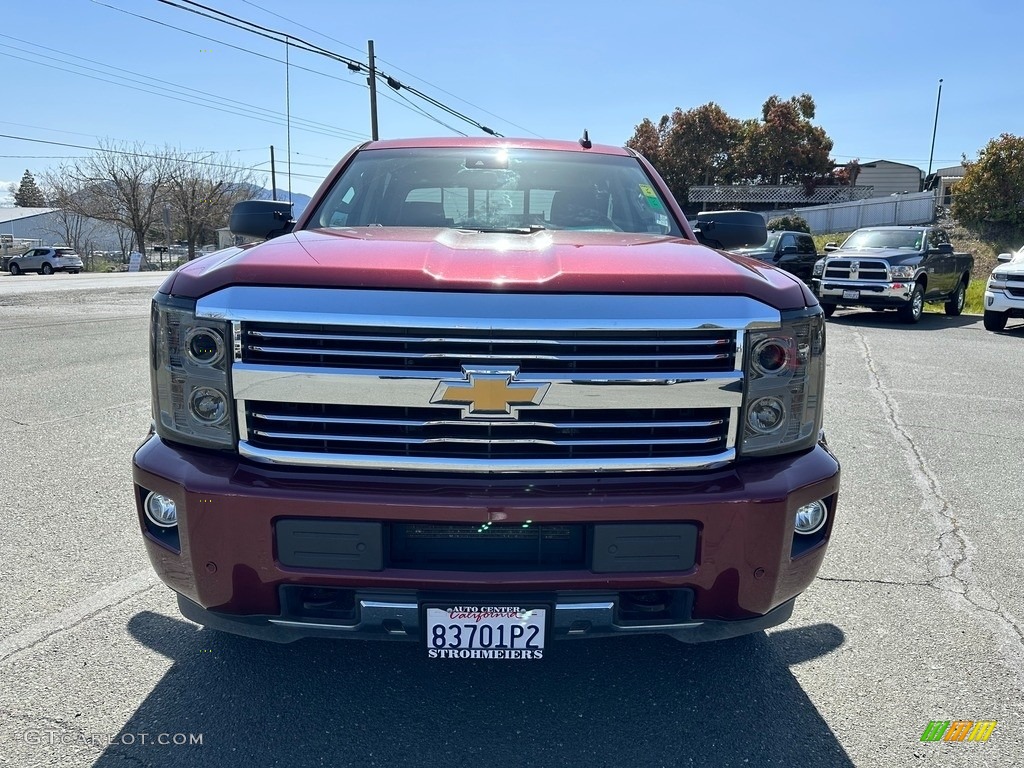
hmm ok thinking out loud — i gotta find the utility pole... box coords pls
[927,78,943,178]
[270,145,277,201]
[368,39,379,140]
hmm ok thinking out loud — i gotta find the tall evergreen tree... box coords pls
[13,170,46,207]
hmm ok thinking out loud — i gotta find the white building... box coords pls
[0,207,129,253]
[855,160,923,198]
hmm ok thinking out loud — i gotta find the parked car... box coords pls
[6,247,84,275]
[983,246,1024,331]
[811,226,973,323]
[731,230,819,284]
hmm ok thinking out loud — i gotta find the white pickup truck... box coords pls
[984,246,1024,331]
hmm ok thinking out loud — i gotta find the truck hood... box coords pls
[162,228,813,309]
[994,258,1024,275]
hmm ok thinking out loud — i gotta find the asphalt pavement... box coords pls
[0,274,1022,767]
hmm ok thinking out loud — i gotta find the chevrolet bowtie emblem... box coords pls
[431,368,549,420]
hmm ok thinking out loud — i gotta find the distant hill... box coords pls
[254,188,311,218]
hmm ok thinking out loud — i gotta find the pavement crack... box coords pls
[7,399,149,428]
[854,329,1024,657]
[817,576,932,588]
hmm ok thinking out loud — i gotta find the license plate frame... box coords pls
[842,289,860,300]
[425,604,547,660]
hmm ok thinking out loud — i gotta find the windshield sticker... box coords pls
[638,184,664,210]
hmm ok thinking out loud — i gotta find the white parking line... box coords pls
[0,570,159,665]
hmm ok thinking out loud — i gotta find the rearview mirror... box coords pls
[693,211,766,250]
[229,200,295,240]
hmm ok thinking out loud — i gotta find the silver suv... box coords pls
[5,247,84,275]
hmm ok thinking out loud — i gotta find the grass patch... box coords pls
[924,279,986,315]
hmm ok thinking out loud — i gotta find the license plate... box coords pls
[842,290,860,300]
[426,605,546,660]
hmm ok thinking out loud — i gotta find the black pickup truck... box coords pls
[811,226,973,323]
[731,230,819,284]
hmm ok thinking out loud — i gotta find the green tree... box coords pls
[737,94,834,185]
[627,103,740,204]
[13,169,46,207]
[767,215,810,233]
[626,94,835,204]
[951,133,1024,231]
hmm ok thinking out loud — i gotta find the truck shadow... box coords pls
[93,612,853,768]
[826,309,979,330]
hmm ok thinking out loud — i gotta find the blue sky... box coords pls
[1,0,1020,202]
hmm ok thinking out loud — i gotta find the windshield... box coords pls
[841,229,923,250]
[307,147,681,236]
[736,233,779,252]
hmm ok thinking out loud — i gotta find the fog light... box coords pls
[188,387,228,424]
[794,500,827,535]
[747,396,786,433]
[144,492,178,528]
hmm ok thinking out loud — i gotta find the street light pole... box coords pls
[927,78,943,178]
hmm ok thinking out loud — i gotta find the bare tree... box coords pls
[59,140,173,256]
[40,171,99,265]
[165,150,262,260]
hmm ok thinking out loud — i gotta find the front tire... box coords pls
[40,263,54,275]
[983,310,1008,332]
[821,303,837,318]
[945,279,967,316]
[899,283,924,324]
[9,263,20,275]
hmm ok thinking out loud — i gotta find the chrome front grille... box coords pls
[195,287,781,472]
[1007,276,1024,298]
[823,259,889,281]
[241,324,737,374]
[246,401,731,461]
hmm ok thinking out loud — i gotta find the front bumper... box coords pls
[814,279,912,307]
[132,435,840,644]
[985,288,1024,316]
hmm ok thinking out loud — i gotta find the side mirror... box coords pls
[693,210,766,250]
[824,243,839,252]
[229,200,295,240]
[931,242,954,254]
[780,245,798,255]
[997,252,1013,263]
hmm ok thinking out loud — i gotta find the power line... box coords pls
[237,0,541,138]
[89,1,366,91]
[0,133,268,173]
[157,0,505,137]
[0,45,367,144]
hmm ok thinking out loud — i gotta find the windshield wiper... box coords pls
[457,225,546,234]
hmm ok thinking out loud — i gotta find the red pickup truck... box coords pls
[132,137,839,657]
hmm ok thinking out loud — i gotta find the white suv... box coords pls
[6,247,84,275]
[984,246,1024,331]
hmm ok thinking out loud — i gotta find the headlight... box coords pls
[740,308,825,457]
[151,293,234,449]
[988,271,1008,289]
[812,259,825,277]
[889,265,917,280]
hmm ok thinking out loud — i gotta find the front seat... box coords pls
[548,187,612,229]
[397,201,451,227]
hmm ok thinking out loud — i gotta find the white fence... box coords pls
[768,190,936,234]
